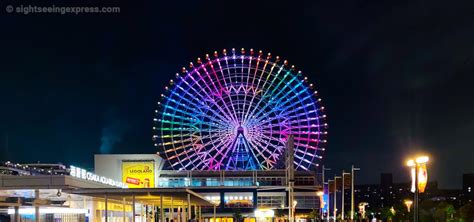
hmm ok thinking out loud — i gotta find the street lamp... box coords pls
[404,200,413,212]
[342,171,351,220]
[321,166,331,221]
[334,176,341,220]
[406,155,429,222]
[350,165,360,221]
[292,200,298,221]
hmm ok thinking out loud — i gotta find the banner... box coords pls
[418,164,428,193]
[343,174,352,189]
[410,164,428,193]
[335,177,343,191]
[328,180,335,193]
[122,161,155,188]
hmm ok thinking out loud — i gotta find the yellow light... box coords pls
[416,156,429,164]
[316,191,324,196]
[255,209,275,218]
[406,159,415,167]
[404,200,413,212]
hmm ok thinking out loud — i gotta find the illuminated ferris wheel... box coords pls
[153,48,327,171]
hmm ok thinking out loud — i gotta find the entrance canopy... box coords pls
[64,188,217,207]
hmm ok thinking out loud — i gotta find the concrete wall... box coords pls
[94,154,165,187]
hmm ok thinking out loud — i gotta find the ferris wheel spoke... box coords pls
[200,65,241,125]
[204,135,237,170]
[251,135,283,158]
[167,88,230,125]
[242,57,268,126]
[255,105,322,127]
[179,75,236,123]
[167,133,231,166]
[246,139,275,169]
[209,60,240,123]
[293,142,322,158]
[239,57,260,125]
[255,92,315,124]
[216,58,241,123]
[243,64,283,124]
[251,71,301,119]
[223,56,245,124]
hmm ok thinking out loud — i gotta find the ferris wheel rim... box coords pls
[154,48,328,171]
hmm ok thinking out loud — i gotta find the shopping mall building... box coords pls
[0,154,323,222]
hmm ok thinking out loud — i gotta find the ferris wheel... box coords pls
[153,48,327,171]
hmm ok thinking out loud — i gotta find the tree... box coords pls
[445,204,455,221]
[392,204,410,221]
[433,201,456,222]
[380,207,395,221]
[232,208,242,222]
[419,200,436,222]
[459,203,474,222]
[307,209,319,221]
[275,208,286,222]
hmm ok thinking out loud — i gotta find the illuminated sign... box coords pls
[122,161,155,188]
[255,209,274,218]
[70,165,127,188]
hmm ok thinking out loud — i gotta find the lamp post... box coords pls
[404,200,413,212]
[350,165,360,221]
[406,156,429,222]
[292,200,298,222]
[334,176,341,220]
[328,179,334,222]
[341,171,351,220]
[322,166,331,221]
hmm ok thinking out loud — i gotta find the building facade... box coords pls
[0,154,323,222]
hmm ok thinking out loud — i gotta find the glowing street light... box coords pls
[404,200,413,212]
[292,200,298,220]
[406,155,430,222]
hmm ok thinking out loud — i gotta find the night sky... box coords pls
[1,0,473,188]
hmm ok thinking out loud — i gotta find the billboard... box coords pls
[122,161,155,188]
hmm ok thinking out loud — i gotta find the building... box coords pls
[354,173,469,211]
[463,173,474,201]
[0,153,322,222]
[93,154,322,222]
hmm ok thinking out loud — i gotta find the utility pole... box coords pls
[350,165,360,221]
[414,164,419,222]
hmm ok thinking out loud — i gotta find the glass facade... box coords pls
[157,178,255,187]
[257,196,285,208]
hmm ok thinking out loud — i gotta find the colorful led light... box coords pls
[153,49,327,171]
